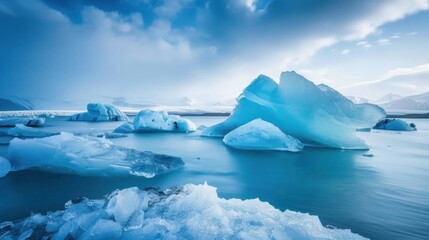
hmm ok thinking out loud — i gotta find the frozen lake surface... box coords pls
[0,116,428,240]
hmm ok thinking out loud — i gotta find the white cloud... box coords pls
[341,49,350,55]
[377,38,391,45]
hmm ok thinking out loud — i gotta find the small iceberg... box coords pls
[7,124,55,138]
[69,103,129,122]
[0,117,45,127]
[373,119,417,131]
[7,132,184,177]
[223,119,303,151]
[0,157,11,177]
[0,183,366,239]
[114,110,196,133]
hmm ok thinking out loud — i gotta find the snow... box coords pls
[69,103,129,122]
[202,72,386,149]
[373,119,417,131]
[7,132,184,177]
[0,117,45,127]
[7,124,55,138]
[115,110,196,133]
[223,119,303,152]
[0,183,366,240]
[0,157,11,177]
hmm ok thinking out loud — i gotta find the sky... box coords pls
[0,0,429,107]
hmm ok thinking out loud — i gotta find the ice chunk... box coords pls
[0,117,45,127]
[0,156,11,177]
[7,132,184,177]
[373,119,417,131]
[7,124,55,138]
[0,183,366,240]
[69,103,129,122]
[203,72,386,149]
[114,122,135,133]
[87,131,128,139]
[223,119,303,151]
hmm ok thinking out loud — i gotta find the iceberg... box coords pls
[0,183,366,239]
[223,119,303,151]
[373,119,417,131]
[203,72,386,149]
[114,110,196,133]
[7,124,55,138]
[0,157,11,177]
[7,132,184,177]
[69,103,129,122]
[0,117,45,127]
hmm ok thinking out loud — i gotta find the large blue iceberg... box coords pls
[0,183,366,239]
[7,132,184,177]
[0,156,11,177]
[69,103,129,122]
[203,72,385,149]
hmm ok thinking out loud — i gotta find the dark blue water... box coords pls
[1,116,428,240]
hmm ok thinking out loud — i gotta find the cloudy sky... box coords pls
[1,0,429,106]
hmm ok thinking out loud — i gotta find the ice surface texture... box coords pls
[115,110,196,133]
[69,103,129,122]
[0,183,366,240]
[0,157,11,177]
[223,119,303,151]
[7,132,184,177]
[373,119,417,131]
[7,124,55,138]
[203,72,386,149]
[0,117,45,127]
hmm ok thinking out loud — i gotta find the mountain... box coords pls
[346,96,368,104]
[380,91,429,110]
[0,97,34,111]
[375,93,402,104]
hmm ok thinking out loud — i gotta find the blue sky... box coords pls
[0,0,428,106]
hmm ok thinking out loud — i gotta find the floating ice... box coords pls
[7,132,184,177]
[0,156,11,177]
[69,103,129,122]
[373,119,417,131]
[0,183,366,240]
[88,131,128,139]
[115,110,196,133]
[203,72,386,149]
[7,124,55,138]
[223,119,303,152]
[0,117,45,127]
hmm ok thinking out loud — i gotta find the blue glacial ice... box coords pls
[0,156,11,177]
[373,119,417,131]
[202,71,386,149]
[0,117,45,127]
[7,132,184,177]
[0,183,366,240]
[115,110,196,133]
[7,124,55,138]
[69,103,129,122]
[223,119,303,151]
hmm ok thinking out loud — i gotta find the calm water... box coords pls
[0,116,428,240]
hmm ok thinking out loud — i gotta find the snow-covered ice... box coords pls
[115,110,196,133]
[7,132,184,177]
[0,117,45,127]
[203,72,386,149]
[223,119,303,152]
[69,103,129,122]
[373,119,417,131]
[0,156,11,177]
[0,183,366,240]
[7,124,55,138]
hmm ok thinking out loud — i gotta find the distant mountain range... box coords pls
[379,92,429,110]
[0,97,34,111]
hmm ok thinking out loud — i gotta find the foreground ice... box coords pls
[115,110,196,133]
[69,103,129,122]
[223,119,303,152]
[0,157,10,177]
[203,72,385,149]
[0,183,366,240]
[7,132,184,177]
[7,124,55,138]
[373,119,417,131]
[0,117,45,127]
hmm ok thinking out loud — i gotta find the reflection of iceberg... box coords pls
[0,157,11,177]
[7,132,184,177]
[7,124,55,138]
[223,119,303,151]
[203,72,385,149]
[0,183,366,239]
[115,110,196,133]
[0,117,45,127]
[69,103,129,122]
[373,119,417,131]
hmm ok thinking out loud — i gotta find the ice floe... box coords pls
[373,119,417,131]
[69,103,129,122]
[7,124,55,138]
[0,117,45,127]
